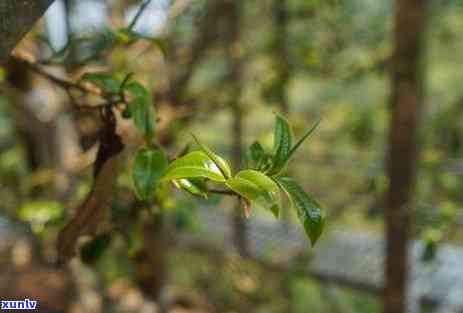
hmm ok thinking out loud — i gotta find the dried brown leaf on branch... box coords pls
[57,109,124,265]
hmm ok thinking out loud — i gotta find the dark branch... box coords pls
[207,188,237,196]
[12,55,121,110]
[128,0,152,31]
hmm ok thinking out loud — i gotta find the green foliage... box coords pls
[132,148,168,201]
[253,114,321,176]
[173,178,208,198]
[276,177,325,246]
[5,0,463,307]
[124,81,156,142]
[288,118,321,161]
[127,111,325,243]
[192,134,232,179]
[162,151,227,182]
[247,142,265,167]
[156,115,325,245]
[79,70,156,143]
[7,0,331,267]
[81,72,123,94]
[226,170,281,217]
[247,141,274,172]
[269,114,293,175]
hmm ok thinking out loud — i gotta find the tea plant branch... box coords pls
[128,0,152,31]
[13,56,91,94]
[207,188,237,196]
[11,55,125,110]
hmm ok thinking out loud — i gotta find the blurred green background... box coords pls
[1,0,463,312]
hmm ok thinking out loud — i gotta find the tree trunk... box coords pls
[224,0,248,256]
[231,104,247,255]
[273,0,290,115]
[384,1,427,313]
[273,2,294,311]
[273,0,293,232]
[0,0,55,61]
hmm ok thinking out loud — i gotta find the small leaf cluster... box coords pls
[132,113,326,246]
[81,70,326,246]
[80,72,156,143]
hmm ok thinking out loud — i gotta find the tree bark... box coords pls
[273,0,293,230]
[384,1,427,313]
[273,2,294,311]
[273,0,290,115]
[0,0,55,61]
[224,0,248,256]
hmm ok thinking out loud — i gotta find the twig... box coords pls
[208,188,237,196]
[12,55,126,112]
[128,0,152,32]
[12,56,101,96]
[119,72,133,103]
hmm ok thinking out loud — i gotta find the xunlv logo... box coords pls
[1,299,37,310]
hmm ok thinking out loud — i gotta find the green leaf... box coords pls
[246,141,266,169]
[133,148,168,200]
[276,177,325,245]
[124,81,156,142]
[259,154,275,172]
[273,114,293,154]
[269,114,294,175]
[226,177,262,200]
[226,170,281,217]
[236,170,281,200]
[81,72,122,93]
[124,80,149,99]
[166,151,215,169]
[250,142,265,161]
[166,167,225,182]
[173,178,208,198]
[287,119,321,160]
[192,135,232,179]
[162,151,226,182]
[129,98,156,141]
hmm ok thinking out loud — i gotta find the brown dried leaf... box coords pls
[57,111,123,265]
[56,155,120,265]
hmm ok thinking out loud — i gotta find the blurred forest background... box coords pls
[1,0,463,313]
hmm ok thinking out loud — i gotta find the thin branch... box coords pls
[11,55,125,112]
[207,188,237,196]
[12,56,101,96]
[128,0,152,32]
